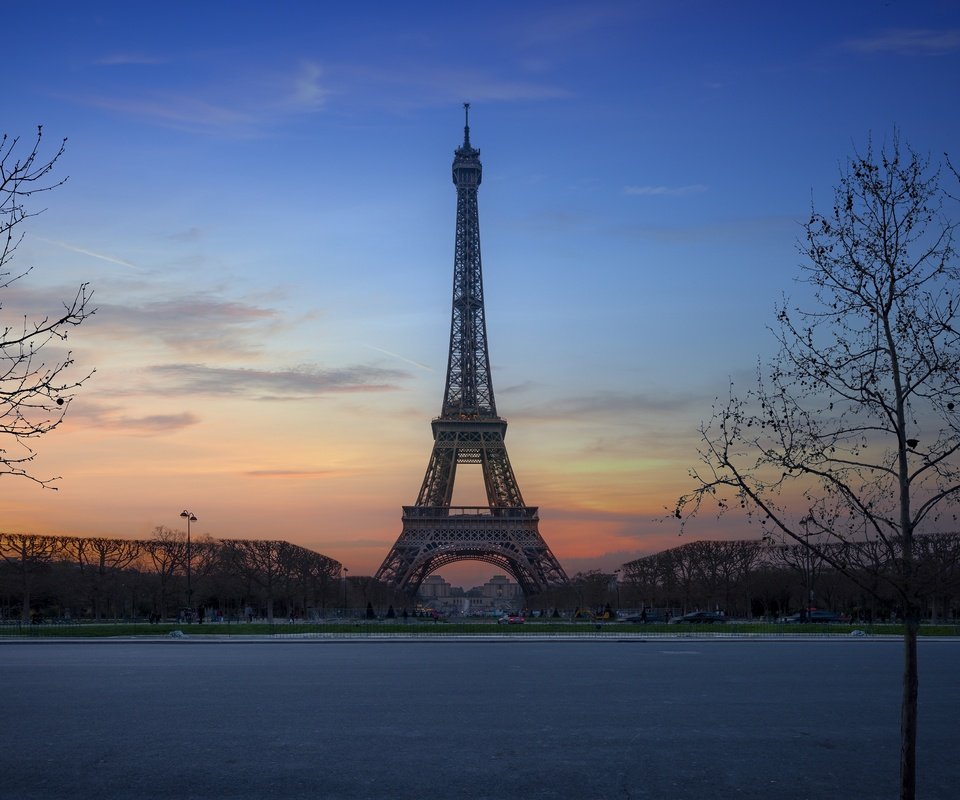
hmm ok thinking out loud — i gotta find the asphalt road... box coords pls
[1,639,957,799]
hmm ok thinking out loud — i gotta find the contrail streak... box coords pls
[363,344,433,372]
[39,237,140,270]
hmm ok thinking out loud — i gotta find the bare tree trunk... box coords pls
[900,612,919,800]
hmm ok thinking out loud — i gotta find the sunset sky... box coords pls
[5,1,960,587]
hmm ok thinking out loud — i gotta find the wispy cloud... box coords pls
[67,403,200,435]
[244,468,343,479]
[624,184,708,197]
[104,412,200,434]
[289,60,331,110]
[146,362,408,400]
[82,92,259,137]
[166,227,205,243]
[511,390,700,422]
[76,59,332,137]
[844,28,960,56]
[341,62,571,111]
[498,380,543,395]
[77,44,569,136]
[545,506,651,525]
[92,296,280,358]
[505,2,642,48]
[613,214,797,243]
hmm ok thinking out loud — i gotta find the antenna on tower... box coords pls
[463,102,471,147]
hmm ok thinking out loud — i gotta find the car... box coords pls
[669,611,727,624]
[497,614,525,625]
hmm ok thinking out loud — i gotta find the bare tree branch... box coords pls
[0,127,94,487]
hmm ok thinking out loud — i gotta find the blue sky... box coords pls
[5,0,960,586]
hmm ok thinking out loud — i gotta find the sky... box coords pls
[4,0,960,588]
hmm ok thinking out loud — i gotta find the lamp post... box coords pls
[341,566,349,617]
[179,510,198,612]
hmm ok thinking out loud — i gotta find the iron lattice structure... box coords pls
[376,106,568,597]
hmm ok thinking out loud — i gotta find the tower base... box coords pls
[375,506,568,596]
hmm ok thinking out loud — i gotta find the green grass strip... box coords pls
[2,620,958,638]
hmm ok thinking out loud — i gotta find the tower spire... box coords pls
[463,102,471,148]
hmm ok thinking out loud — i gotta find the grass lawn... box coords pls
[2,619,958,638]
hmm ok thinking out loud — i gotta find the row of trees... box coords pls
[618,535,960,621]
[6,527,958,624]
[0,530,342,623]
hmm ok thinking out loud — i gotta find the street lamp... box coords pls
[341,566,349,617]
[179,510,198,611]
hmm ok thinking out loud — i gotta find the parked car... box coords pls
[669,611,727,624]
[497,614,525,625]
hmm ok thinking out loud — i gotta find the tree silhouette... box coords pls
[1,126,93,486]
[675,133,959,800]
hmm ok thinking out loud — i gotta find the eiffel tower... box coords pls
[375,105,568,597]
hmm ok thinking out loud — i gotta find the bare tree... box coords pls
[767,538,828,617]
[1,126,94,487]
[675,133,959,800]
[620,553,660,609]
[569,569,616,613]
[697,539,764,613]
[0,532,63,621]
[664,545,698,612]
[221,539,286,622]
[285,546,341,618]
[143,527,186,617]
[914,531,960,622]
[74,537,143,619]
